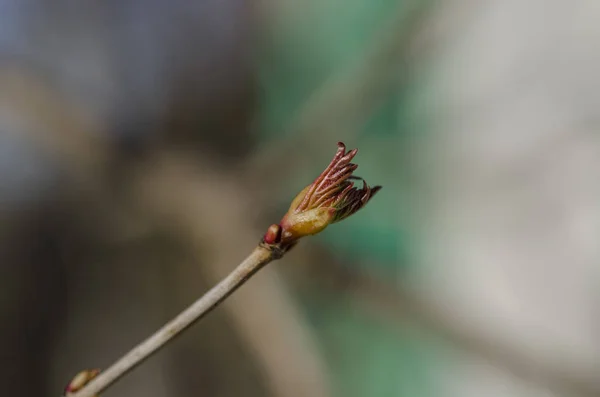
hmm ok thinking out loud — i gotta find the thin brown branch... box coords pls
[69,245,276,397]
[131,154,333,397]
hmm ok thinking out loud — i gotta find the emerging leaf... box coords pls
[264,142,381,247]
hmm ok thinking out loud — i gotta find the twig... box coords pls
[69,244,276,397]
[138,154,333,397]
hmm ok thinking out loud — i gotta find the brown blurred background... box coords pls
[1,1,599,397]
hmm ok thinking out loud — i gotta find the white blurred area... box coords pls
[414,1,600,396]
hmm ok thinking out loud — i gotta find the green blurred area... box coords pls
[256,1,434,395]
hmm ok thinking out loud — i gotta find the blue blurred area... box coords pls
[0,0,254,151]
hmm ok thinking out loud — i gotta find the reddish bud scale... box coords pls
[263,224,281,244]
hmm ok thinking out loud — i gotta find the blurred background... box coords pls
[1,0,599,396]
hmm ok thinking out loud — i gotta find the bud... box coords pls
[264,142,381,247]
[64,369,100,396]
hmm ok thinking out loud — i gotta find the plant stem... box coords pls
[69,244,276,397]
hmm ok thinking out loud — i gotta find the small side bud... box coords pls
[64,369,100,396]
[263,224,281,244]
